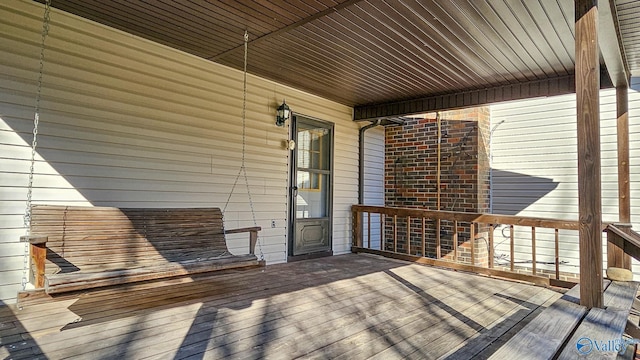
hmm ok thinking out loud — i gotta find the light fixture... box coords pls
[276,100,291,127]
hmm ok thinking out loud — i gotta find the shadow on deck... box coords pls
[0,253,561,359]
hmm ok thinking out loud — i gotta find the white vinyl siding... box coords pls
[0,0,358,303]
[490,77,640,277]
[363,127,385,206]
[362,127,385,249]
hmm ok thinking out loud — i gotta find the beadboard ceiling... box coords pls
[40,0,640,119]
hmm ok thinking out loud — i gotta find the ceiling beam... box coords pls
[354,76,577,121]
[599,0,630,88]
[354,68,614,121]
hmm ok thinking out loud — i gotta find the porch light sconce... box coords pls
[276,100,291,127]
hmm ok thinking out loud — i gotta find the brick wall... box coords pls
[384,108,491,265]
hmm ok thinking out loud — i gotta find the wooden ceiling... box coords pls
[42,0,639,119]
[617,0,640,76]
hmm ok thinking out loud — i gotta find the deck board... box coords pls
[0,254,562,359]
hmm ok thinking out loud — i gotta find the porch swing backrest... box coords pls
[20,7,263,295]
[21,205,262,294]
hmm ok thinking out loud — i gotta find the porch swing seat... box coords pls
[21,205,263,294]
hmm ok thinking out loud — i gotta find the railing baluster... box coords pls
[531,227,536,275]
[367,212,371,249]
[407,216,411,254]
[421,217,426,257]
[393,214,398,253]
[510,225,515,272]
[436,218,441,259]
[555,228,560,280]
[350,205,582,285]
[380,213,384,251]
[453,220,458,262]
[471,222,476,266]
[489,224,494,268]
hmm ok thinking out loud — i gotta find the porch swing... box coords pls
[19,2,264,296]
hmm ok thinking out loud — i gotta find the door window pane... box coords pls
[296,173,328,218]
[297,127,329,171]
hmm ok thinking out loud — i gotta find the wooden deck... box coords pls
[0,254,562,359]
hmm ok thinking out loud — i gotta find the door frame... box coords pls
[287,114,334,262]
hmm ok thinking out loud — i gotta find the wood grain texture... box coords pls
[611,85,632,269]
[0,254,562,359]
[617,80,631,225]
[352,205,581,230]
[491,280,636,359]
[557,308,630,359]
[575,0,603,309]
[602,281,639,310]
[352,205,591,286]
[488,298,587,360]
[352,247,563,288]
[20,235,48,244]
[30,243,46,289]
[26,205,262,294]
[606,225,640,264]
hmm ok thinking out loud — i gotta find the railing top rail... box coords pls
[352,205,580,230]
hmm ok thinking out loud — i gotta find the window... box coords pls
[297,128,327,190]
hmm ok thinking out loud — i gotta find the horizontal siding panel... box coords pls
[0,244,25,258]
[491,82,640,279]
[0,283,21,303]
[493,188,623,199]
[0,256,22,272]
[0,1,356,303]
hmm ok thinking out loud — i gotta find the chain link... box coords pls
[22,0,52,290]
[223,31,265,262]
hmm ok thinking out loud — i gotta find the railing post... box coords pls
[352,207,362,248]
[605,224,640,266]
[576,0,603,309]
[531,227,537,275]
[610,85,632,270]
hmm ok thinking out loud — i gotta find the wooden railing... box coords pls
[605,223,640,264]
[352,205,581,288]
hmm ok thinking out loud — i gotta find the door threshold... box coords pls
[287,250,333,263]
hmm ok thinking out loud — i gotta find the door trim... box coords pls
[287,114,334,262]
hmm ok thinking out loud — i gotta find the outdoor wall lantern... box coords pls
[276,100,291,127]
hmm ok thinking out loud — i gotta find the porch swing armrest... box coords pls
[225,226,262,234]
[225,227,262,255]
[19,235,48,289]
[20,235,48,244]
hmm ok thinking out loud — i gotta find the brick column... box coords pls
[385,107,491,266]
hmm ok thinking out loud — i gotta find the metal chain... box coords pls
[22,0,52,290]
[223,31,265,261]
